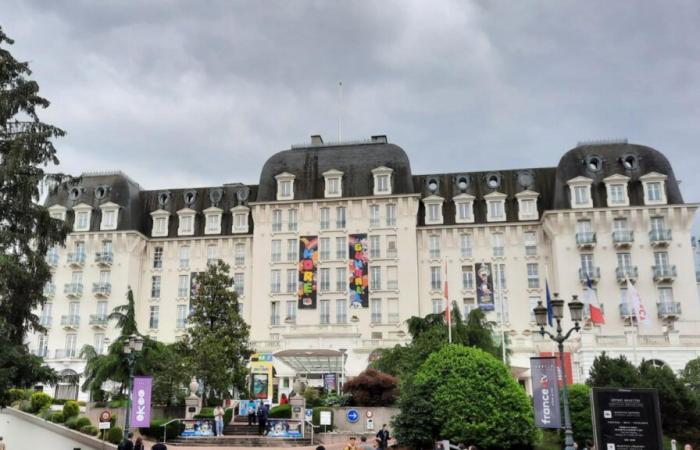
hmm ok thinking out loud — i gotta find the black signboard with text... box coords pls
[592,387,663,450]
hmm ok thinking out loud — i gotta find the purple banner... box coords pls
[130,376,152,428]
[530,357,561,429]
[323,373,337,391]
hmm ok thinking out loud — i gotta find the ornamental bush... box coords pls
[343,368,398,406]
[393,345,538,450]
[62,400,80,419]
[50,411,65,423]
[30,392,52,413]
[268,404,291,418]
[80,425,99,436]
[566,384,593,445]
[107,427,123,444]
[65,416,79,429]
[75,416,92,429]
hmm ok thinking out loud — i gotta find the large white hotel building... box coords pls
[32,136,700,400]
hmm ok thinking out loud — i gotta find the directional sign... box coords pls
[346,409,359,423]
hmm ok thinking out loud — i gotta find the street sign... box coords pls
[99,410,111,430]
[366,410,374,418]
[366,418,374,430]
[320,411,332,426]
[305,409,313,421]
[346,409,359,423]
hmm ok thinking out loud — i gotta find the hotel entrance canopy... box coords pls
[273,349,345,374]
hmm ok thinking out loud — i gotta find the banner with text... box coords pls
[530,357,561,429]
[476,263,494,311]
[348,234,369,308]
[298,236,318,309]
[130,376,152,428]
[324,373,337,391]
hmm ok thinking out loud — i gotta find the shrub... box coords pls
[40,408,54,420]
[224,408,233,425]
[566,384,593,445]
[194,406,214,418]
[303,388,322,407]
[343,368,398,406]
[139,418,185,440]
[322,393,351,407]
[63,400,80,419]
[30,392,52,413]
[18,400,33,413]
[75,416,92,429]
[80,425,99,436]
[107,427,123,444]
[268,404,291,418]
[107,399,127,409]
[7,388,27,403]
[312,407,334,429]
[50,411,65,423]
[65,416,79,429]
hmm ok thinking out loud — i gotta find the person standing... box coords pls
[248,401,257,425]
[344,436,358,450]
[133,437,144,450]
[214,405,225,437]
[358,436,373,450]
[257,403,267,435]
[117,432,134,450]
[376,424,390,450]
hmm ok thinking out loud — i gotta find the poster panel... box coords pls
[250,353,274,400]
[592,388,663,450]
[238,400,258,417]
[530,357,561,428]
[180,419,215,437]
[348,234,369,308]
[298,236,318,309]
[130,376,152,428]
[475,263,494,311]
[539,352,574,387]
[266,419,303,438]
[323,373,337,391]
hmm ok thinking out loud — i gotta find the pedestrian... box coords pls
[117,432,134,450]
[151,437,168,450]
[0,436,5,450]
[248,401,257,425]
[358,436,373,450]
[376,424,390,450]
[583,439,595,450]
[214,405,225,437]
[257,403,267,435]
[133,436,144,450]
[344,436,358,450]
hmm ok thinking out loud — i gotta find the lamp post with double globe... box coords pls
[532,293,584,450]
[122,334,144,440]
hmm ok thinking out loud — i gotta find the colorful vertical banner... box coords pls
[130,376,152,428]
[530,357,561,429]
[475,263,494,311]
[250,353,274,400]
[298,236,318,309]
[323,373,337,391]
[348,234,369,308]
[539,352,574,387]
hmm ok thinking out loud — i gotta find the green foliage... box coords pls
[65,416,79,429]
[393,345,537,450]
[224,407,233,425]
[75,416,92,429]
[681,357,700,391]
[62,400,80,418]
[18,399,32,413]
[566,384,593,445]
[7,388,28,403]
[107,399,128,408]
[183,261,251,402]
[107,427,123,444]
[139,418,185,440]
[321,392,351,407]
[303,388,322,407]
[269,404,292,418]
[49,411,65,423]
[342,368,398,406]
[30,392,52,413]
[311,407,334,428]
[586,352,641,388]
[80,425,99,436]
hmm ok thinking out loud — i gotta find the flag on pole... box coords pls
[545,280,554,327]
[626,278,649,325]
[444,262,452,343]
[585,277,605,325]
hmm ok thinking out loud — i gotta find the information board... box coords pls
[592,387,663,450]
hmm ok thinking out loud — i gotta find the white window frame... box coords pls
[484,191,507,222]
[230,205,250,233]
[203,207,223,235]
[423,195,444,225]
[603,174,630,207]
[177,208,196,236]
[640,172,668,205]
[567,176,594,209]
[275,172,295,201]
[515,190,539,221]
[99,202,119,231]
[453,193,475,224]
[372,166,393,195]
[72,203,92,232]
[369,205,380,227]
[48,204,67,221]
[323,169,343,198]
[287,208,298,231]
[150,209,170,237]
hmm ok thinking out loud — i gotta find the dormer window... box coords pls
[423,195,444,225]
[567,176,594,209]
[99,202,120,231]
[231,205,250,233]
[177,208,196,236]
[48,204,67,221]
[203,207,222,235]
[72,203,92,232]
[372,166,393,196]
[484,192,507,222]
[640,172,668,205]
[603,174,630,207]
[275,172,295,201]
[515,190,539,221]
[150,210,170,237]
[453,193,475,224]
[323,169,343,198]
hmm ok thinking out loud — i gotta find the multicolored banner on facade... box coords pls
[348,234,369,308]
[530,357,561,429]
[250,353,274,400]
[475,262,494,311]
[298,236,318,309]
[130,376,152,428]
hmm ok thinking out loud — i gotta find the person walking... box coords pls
[257,403,268,435]
[247,400,256,425]
[133,436,144,450]
[214,405,225,437]
[376,424,390,450]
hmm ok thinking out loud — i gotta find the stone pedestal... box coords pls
[290,397,306,422]
[185,377,202,420]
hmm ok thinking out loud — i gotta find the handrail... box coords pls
[304,419,314,444]
[160,418,183,443]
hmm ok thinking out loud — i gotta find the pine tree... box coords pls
[0,26,71,406]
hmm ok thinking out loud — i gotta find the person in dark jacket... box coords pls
[117,432,134,450]
[376,424,390,450]
[257,404,268,435]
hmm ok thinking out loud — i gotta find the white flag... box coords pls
[626,278,650,325]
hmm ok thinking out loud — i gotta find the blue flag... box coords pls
[545,280,554,326]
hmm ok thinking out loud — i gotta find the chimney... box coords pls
[310,135,324,145]
[371,135,388,144]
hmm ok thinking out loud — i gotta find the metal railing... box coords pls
[653,265,677,281]
[43,283,56,296]
[616,266,638,281]
[657,302,681,317]
[576,232,596,246]
[89,315,108,326]
[67,252,86,265]
[39,316,53,327]
[579,267,600,282]
[55,348,77,359]
[612,230,634,245]
[64,283,83,296]
[619,303,635,318]
[61,315,80,327]
[95,252,113,264]
[649,229,672,244]
[93,282,112,296]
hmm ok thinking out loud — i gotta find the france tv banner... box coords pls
[298,236,318,309]
[348,234,369,308]
[530,357,561,429]
[130,376,152,428]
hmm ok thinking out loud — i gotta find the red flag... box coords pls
[585,277,605,325]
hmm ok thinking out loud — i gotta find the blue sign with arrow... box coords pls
[346,409,359,423]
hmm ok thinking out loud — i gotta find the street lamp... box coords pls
[532,293,584,450]
[122,334,144,440]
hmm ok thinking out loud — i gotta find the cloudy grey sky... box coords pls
[2,1,699,213]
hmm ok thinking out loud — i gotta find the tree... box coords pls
[680,357,700,391]
[393,345,538,450]
[342,368,398,406]
[586,352,641,388]
[184,260,251,402]
[567,384,593,445]
[0,26,70,406]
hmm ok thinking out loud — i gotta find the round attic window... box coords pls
[236,187,250,202]
[94,186,107,200]
[184,190,197,205]
[158,192,170,206]
[621,154,638,170]
[457,176,469,191]
[427,178,439,193]
[585,155,603,172]
[486,173,501,189]
[68,187,81,200]
[209,188,223,204]
[517,171,534,187]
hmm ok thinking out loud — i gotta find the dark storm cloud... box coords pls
[2,0,699,228]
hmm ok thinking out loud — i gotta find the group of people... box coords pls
[336,424,392,450]
[246,400,271,435]
[117,432,167,450]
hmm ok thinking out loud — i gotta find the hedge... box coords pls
[63,400,80,419]
[80,425,99,436]
[268,404,291,419]
[107,427,123,444]
[50,411,65,423]
[75,416,92,429]
[7,388,29,403]
[139,418,185,440]
[65,416,79,430]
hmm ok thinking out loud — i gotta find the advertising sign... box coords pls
[475,263,494,311]
[180,419,215,437]
[130,376,152,428]
[539,352,574,387]
[530,357,561,429]
[250,353,274,400]
[266,419,303,438]
[323,373,337,391]
[592,388,663,450]
[298,236,319,309]
[348,234,369,308]
[320,411,332,426]
[238,400,258,417]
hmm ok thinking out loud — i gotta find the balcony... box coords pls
[66,252,86,267]
[612,230,634,248]
[653,265,677,283]
[615,266,638,283]
[657,302,681,319]
[89,314,108,328]
[43,283,56,298]
[64,283,83,298]
[93,282,112,297]
[579,267,600,283]
[619,303,635,319]
[576,232,596,249]
[60,315,80,329]
[95,252,113,266]
[39,316,53,328]
[649,229,672,247]
[54,349,78,359]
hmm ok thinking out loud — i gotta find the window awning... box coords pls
[273,349,344,374]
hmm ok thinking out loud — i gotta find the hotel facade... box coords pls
[32,136,700,400]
